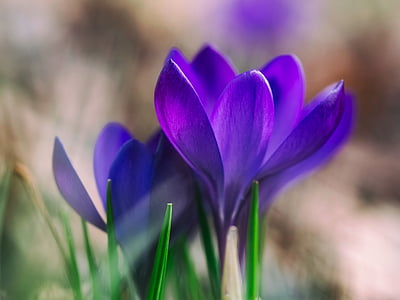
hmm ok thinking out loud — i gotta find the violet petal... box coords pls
[154,59,224,203]
[260,55,305,158]
[166,48,193,81]
[211,70,274,186]
[210,70,274,219]
[108,138,154,244]
[146,129,163,154]
[52,138,106,230]
[259,81,345,176]
[151,133,197,242]
[93,122,132,209]
[258,91,355,211]
[191,45,236,115]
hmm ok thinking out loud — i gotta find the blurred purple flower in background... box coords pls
[52,122,195,252]
[155,45,355,259]
[212,0,318,54]
[228,0,300,44]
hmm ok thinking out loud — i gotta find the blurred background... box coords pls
[1,0,400,299]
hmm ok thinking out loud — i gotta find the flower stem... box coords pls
[245,181,259,300]
[106,180,120,300]
[196,187,221,299]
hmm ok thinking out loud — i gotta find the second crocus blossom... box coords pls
[155,46,354,259]
[52,123,195,257]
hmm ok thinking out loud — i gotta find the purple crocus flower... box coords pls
[52,122,195,257]
[155,45,355,259]
[210,0,319,58]
[226,0,303,45]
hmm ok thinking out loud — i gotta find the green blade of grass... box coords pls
[0,168,12,282]
[61,212,82,300]
[196,187,220,300]
[169,240,209,300]
[0,169,11,235]
[81,219,100,299]
[106,180,120,300]
[245,181,259,300]
[181,241,207,300]
[15,162,81,297]
[15,162,69,263]
[148,203,173,300]
[169,248,187,300]
[120,254,140,300]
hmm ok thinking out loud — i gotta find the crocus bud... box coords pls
[222,226,243,300]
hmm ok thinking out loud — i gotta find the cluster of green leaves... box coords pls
[56,180,173,300]
[27,175,263,299]
[173,181,262,300]
[2,163,346,300]
[62,182,263,300]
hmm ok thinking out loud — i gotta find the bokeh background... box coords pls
[1,0,400,299]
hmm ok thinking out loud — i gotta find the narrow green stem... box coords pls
[181,241,207,300]
[0,169,12,282]
[148,203,173,300]
[61,212,82,300]
[81,219,100,299]
[106,180,120,300]
[196,187,220,300]
[245,181,259,300]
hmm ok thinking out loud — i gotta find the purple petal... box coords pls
[151,133,197,242]
[146,129,163,154]
[94,122,132,209]
[258,91,355,211]
[108,139,154,244]
[166,48,193,80]
[154,59,224,206]
[235,93,354,260]
[299,82,338,119]
[260,55,305,159]
[52,138,106,230]
[191,45,236,115]
[259,81,345,177]
[210,70,274,218]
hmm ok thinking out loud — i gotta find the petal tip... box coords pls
[198,44,219,56]
[335,80,345,91]
[246,70,271,89]
[166,47,184,62]
[248,69,266,79]
[54,136,61,146]
[261,53,304,75]
[53,137,66,162]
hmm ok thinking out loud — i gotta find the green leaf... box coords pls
[169,247,187,300]
[182,241,208,300]
[61,212,82,300]
[81,219,100,299]
[16,162,69,263]
[0,169,12,281]
[148,203,173,300]
[120,254,140,300]
[171,239,208,300]
[196,187,220,300]
[15,163,78,296]
[245,181,260,300]
[0,169,11,234]
[106,180,120,300]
